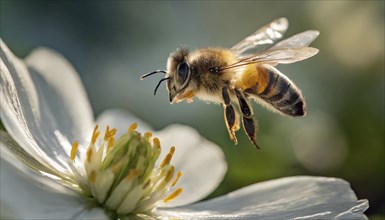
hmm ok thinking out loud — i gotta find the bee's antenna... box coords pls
[140,70,167,80]
[154,77,170,95]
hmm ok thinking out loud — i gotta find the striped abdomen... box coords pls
[245,64,306,116]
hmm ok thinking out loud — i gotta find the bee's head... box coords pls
[165,48,193,103]
[141,48,193,104]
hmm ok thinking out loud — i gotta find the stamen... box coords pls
[128,123,138,132]
[169,146,175,156]
[70,142,79,161]
[172,171,183,187]
[160,154,172,168]
[91,125,100,144]
[91,131,100,145]
[104,126,117,141]
[93,125,99,135]
[86,147,93,163]
[111,129,117,135]
[144,132,152,139]
[165,166,175,182]
[104,126,110,140]
[68,123,184,216]
[107,137,115,152]
[88,170,96,183]
[153,137,161,150]
[163,188,183,203]
[160,147,175,167]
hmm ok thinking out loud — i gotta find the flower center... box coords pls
[68,123,183,217]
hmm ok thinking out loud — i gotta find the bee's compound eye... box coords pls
[177,62,189,83]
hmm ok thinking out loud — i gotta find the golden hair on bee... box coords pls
[141,17,319,148]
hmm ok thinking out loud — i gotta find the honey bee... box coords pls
[141,18,319,148]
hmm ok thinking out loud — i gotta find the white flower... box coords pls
[0,39,368,219]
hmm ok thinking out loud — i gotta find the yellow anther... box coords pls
[125,169,139,182]
[144,132,152,139]
[70,142,79,161]
[165,166,175,182]
[128,123,138,132]
[88,170,96,183]
[163,188,183,203]
[169,146,175,159]
[104,126,117,141]
[104,126,110,140]
[107,137,115,152]
[91,131,100,145]
[160,153,172,168]
[86,147,93,163]
[160,147,175,167]
[170,146,175,155]
[110,128,117,137]
[93,125,99,135]
[153,137,161,149]
[90,125,100,144]
[172,171,183,187]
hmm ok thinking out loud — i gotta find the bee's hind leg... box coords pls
[222,86,240,145]
[235,89,260,149]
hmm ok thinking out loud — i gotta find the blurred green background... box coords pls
[1,0,384,218]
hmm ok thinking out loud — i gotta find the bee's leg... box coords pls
[222,86,240,144]
[235,89,260,149]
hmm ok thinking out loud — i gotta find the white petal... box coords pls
[155,125,227,207]
[155,176,368,219]
[73,209,110,220]
[95,109,227,207]
[0,39,94,174]
[0,151,108,219]
[96,108,153,138]
[0,131,67,183]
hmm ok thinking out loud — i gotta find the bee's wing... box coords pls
[221,47,319,71]
[231,17,289,55]
[247,47,319,64]
[240,30,320,65]
[270,30,320,49]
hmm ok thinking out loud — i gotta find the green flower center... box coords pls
[68,123,182,217]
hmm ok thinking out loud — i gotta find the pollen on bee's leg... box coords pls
[172,171,183,187]
[70,142,79,161]
[128,123,138,132]
[163,188,183,203]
